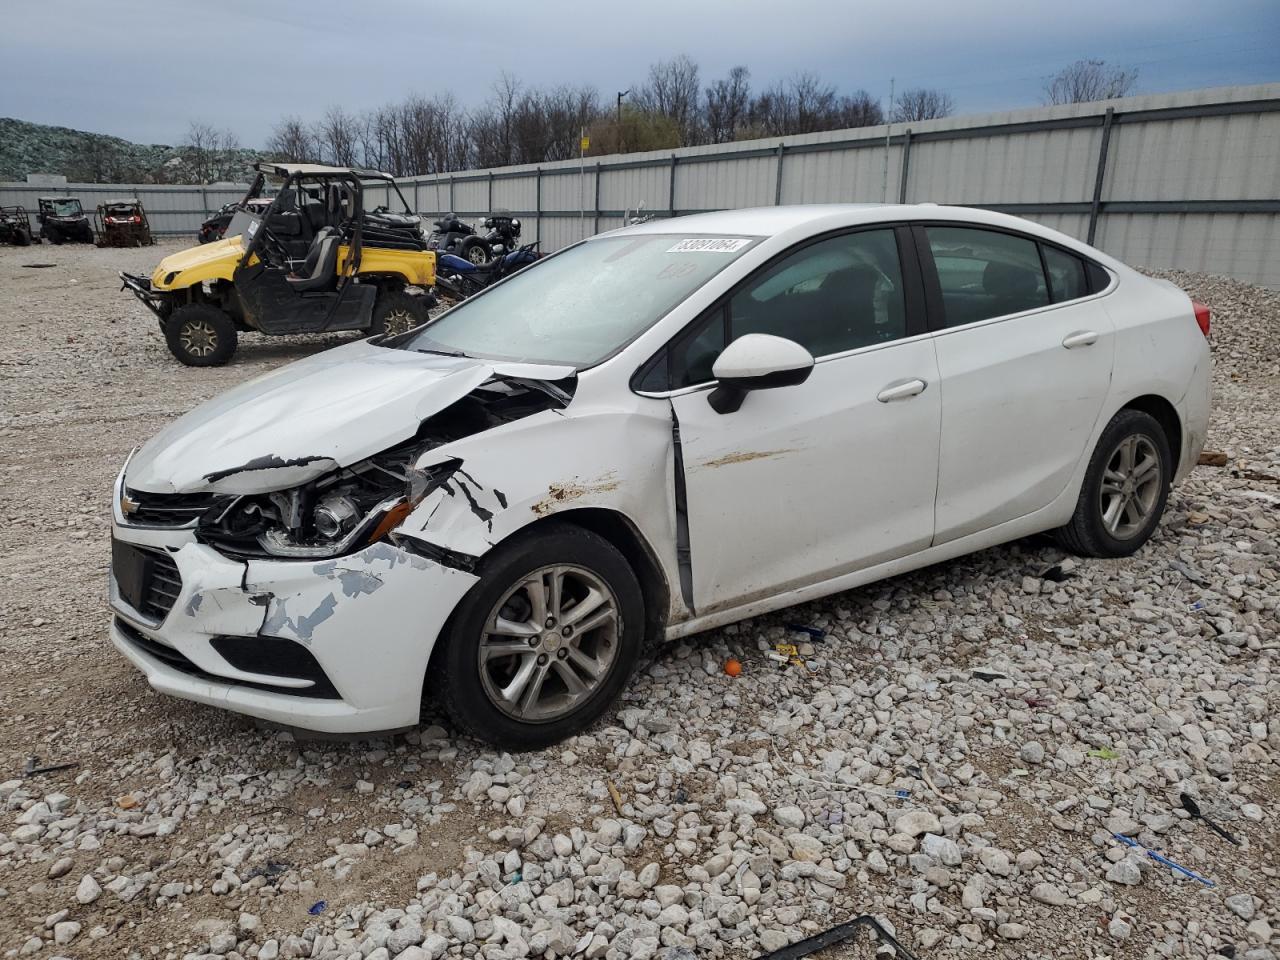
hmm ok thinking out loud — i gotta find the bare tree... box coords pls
[181,121,242,182]
[1043,59,1138,104]
[633,55,703,145]
[890,88,955,123]
[316,107,360,166]
[838,90,883,128]
[705,66,752,143]
[265,116,316,162]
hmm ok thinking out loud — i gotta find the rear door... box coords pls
[918,224,1115,544]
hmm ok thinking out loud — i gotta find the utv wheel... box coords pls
[370,288,432,336]
[46,227,63,245]
[433,526,645,750]
[1054,409,1172,558]
[165,304,237,367]
[15,229,30,246]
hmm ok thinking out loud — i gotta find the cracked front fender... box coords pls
[398,405,684,620]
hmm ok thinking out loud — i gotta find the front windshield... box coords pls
[405,233,759,367]
[50,199,82,217]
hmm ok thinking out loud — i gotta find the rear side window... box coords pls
[1043,245,1088,302]
[926,226,1049,327]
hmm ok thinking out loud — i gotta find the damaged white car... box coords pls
[110,204,1211,748]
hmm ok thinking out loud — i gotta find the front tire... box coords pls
[369,288,433,336]
[434,526,645,750]
[1054,409,1172,558]
[14,228,30,246]
[164,304,237,366]
[46,226,63,245]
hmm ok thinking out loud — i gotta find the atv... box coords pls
[0,206,35,246]
[36,196,95,244]
[119,163,437,367]
[95,199,155,247]
[199,197,273,244]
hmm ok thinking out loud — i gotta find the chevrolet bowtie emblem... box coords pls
[120,492,140,515]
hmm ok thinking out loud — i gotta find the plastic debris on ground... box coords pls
[1112,833,1214,887]
[308,900,327,915]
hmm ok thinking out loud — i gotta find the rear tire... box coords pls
[461,239,490,265]
[15,228,30,247]
[164,304,238,367]
[369,288,433,337]
[1054,409,1172,558]
[433,525,645,750]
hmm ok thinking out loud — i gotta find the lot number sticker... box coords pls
[667,238,752,253]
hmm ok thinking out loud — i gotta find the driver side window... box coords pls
[667,229,907,389]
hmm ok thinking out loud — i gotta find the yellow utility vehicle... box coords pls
[121,163,436,366]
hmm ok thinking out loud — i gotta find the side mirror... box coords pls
[708,334,815,414]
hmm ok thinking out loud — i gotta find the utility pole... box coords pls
[882,77,895,203]
[616,89,630,153]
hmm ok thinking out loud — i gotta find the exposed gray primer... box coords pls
[261,593,338,644]
[184,593,203,616]
[203,453,338,485]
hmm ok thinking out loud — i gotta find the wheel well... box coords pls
[1122,395,1182,467]
[530,508,671,651]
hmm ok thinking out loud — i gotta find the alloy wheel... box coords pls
[477,564,619,723]
[179,319,218,357]
[1098,435,1161,539]
[383,308,416,335]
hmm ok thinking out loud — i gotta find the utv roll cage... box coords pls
[237,163,424,271]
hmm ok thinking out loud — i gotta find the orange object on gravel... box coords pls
[724,658,743,677]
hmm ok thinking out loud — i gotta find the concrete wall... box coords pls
[5,83,1278,286]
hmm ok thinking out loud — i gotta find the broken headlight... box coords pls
[199,448,457,560]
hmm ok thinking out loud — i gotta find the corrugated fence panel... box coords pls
[449,180,489,215]
[599,163,668,214]
[675,155,775,211]
[908,127,1099,204]
[540,168,597,213]
[1106,112,1280,201]
[4,85,1278,283]
[491,175,537,213]
[780,144,900,204]
[1097,212,1280,287]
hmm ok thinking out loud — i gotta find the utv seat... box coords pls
[287,227,341,292]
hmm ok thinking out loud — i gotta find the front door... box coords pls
[667,226,941,615]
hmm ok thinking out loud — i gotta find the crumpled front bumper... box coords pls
[108,471,479,734]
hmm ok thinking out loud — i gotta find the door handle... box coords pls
[1062,330,1099,349]
[877,378,928,403]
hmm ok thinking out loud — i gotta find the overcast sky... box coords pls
[5,0,1278,146]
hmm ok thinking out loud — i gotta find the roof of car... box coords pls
[615,203,1014,238]
[254,162,395,181]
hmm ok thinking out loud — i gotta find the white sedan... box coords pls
[108,204,1211,748]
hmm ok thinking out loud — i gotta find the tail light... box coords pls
[1192,300,1211,338]
[132,215,141,223]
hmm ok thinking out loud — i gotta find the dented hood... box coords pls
[127,339,574,495]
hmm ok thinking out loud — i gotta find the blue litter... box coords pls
[1112,833,1214,887]
[308,900,327,915]
[895,789,910,799]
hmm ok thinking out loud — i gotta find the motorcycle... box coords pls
[434,242,540,302]
[480,214,522,258]
[427,212,490,265]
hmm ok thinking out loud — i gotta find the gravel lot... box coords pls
[0,240,1276,960]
